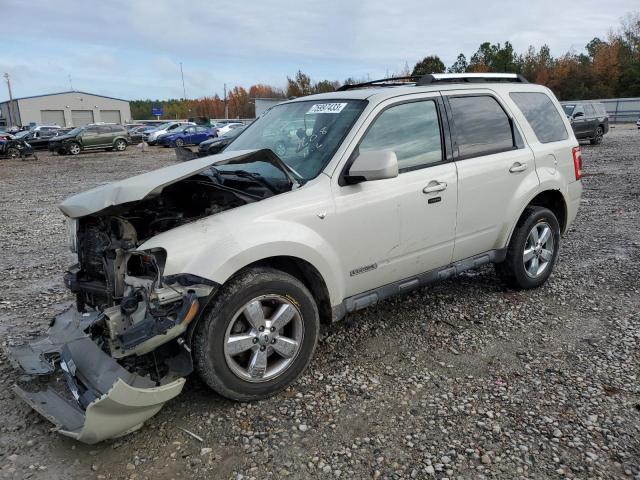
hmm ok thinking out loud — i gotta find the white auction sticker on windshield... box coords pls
[306,103,348,114]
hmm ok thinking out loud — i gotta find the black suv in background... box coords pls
[49,124,130,155]
[561,101,609,145]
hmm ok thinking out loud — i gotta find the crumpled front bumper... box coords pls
[6,308,186,444]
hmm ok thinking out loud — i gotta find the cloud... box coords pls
[1,0,637,99]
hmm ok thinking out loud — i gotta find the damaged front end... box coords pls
[7,149,293,443]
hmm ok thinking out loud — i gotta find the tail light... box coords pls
[572,146,582,180]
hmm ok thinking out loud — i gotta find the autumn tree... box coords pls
[448,54,468,73]
[286,70,313,97]
[411,56,445,76]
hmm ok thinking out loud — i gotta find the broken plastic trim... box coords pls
[7,308,186,444]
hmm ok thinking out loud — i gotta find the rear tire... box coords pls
[495,206,560,289]
[7,147,20,159]
[193,267,319,401]
[590,126,603,145]
[114,139,127,151]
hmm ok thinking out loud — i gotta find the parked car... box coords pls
[12,128,62,150]
[124,123,146,130]
[8,73,583,443]
[561,101,609,144]
[215,122,244,137]
[126,125,148,144]
[0,136,36,159]
[636,117,640,129]
[30,125,61,134]
[144,122,194,145]
[198,126,245,155]
[49,124,130,155]
[158,125,216,147]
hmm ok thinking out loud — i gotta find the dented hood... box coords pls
[59,149,260,218]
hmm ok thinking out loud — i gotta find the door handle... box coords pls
[509,162,528,173]
[422,181,447,194]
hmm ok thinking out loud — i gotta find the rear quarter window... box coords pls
[510,92,569,144]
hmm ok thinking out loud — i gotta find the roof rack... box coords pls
[337,76,422,91]
[337,73,528,91]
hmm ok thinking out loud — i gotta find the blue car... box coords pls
[158,125,216,147]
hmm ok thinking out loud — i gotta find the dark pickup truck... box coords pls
[561,101,609,145]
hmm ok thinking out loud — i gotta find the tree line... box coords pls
[131,12,639,120]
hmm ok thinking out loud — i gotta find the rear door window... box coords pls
[448,95,514,159]
[510,92,569,144]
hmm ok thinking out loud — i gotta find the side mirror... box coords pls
[346,150,399,184]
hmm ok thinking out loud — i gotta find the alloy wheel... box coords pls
[223,294,304,382]
[69,143,81,155]
[523,221,555,278]
[594,127,603,144]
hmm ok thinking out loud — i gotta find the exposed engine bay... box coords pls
[6,149,297,443]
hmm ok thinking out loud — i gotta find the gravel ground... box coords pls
[0,127,639,480]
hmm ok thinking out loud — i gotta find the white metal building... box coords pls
[254,98,284,117]
[0,91,131,127]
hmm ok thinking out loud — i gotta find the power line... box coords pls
[180,62,186,99]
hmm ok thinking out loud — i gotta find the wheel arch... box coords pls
[236,256,333,325]
[507,189,568,245]
[186,254,333,350]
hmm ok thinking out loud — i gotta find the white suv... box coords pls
[9,73,583,443]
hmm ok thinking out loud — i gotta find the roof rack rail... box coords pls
[337,73,528,91]
[336,76,421,91]
[417,73,529,85]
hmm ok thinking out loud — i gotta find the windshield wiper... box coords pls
[264,149,303,188]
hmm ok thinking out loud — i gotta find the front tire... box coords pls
[193,267,319,401]
[174,138,185,147]
[495,206,561,289]
[68,142,81,155]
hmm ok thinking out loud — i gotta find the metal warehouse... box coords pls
[0,91,131,128]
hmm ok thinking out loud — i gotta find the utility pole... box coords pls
[180,62,186,99]
[223,83,228,119]
[4,73,15,127]
[68,74,73,90]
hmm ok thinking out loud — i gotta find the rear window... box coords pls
[584,104,596,117]
[448,95,514,158]
[594,103,607,116]
[510,92,569,144]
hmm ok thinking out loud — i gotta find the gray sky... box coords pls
[1,0,637,100]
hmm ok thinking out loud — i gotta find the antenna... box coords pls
[68,74,73,90]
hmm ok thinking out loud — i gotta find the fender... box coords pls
[139,208,344,306]
[501,180,569,248]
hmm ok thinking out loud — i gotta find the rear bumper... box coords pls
[566,180,582,232]
[6,308,185,444]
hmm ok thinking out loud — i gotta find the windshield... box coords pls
[169,125,190,134]
[222,127,245,138]
[562,104,575,116]
[225,99,366,180]
[13,130,31,139]
[152,123,174,131]
[66,127,86,136]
